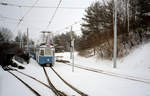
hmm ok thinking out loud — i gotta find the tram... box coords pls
[36,44,55,67]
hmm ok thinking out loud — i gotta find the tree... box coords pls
[79,1,114,54]
[53,31,79,52]
[0,32,4,41]
[77,0,150,59]
[136,0,150,28]
[15,31,22,43]
[15,31,35,51]
[0,27,13,42]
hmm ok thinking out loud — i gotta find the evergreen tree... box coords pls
[136,0,150,28]
[0,32,4,41]
[53,32,79,52]
[15,31,22,42]
[81,1,114,49]
[77,0,150,58]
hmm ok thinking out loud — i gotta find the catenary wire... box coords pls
[0,2,85,9]
[13,0,39,32]
[45,0,63,30]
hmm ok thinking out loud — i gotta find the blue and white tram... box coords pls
[36,44,55,67]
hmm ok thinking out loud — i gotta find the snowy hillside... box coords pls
[56,42,150,79]
[0,42,150,96]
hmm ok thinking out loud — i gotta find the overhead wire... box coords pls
[0,14,19,21]
[55,20,82,34]
[0,14,81,32]
[13,0,39,32]
[17,0,39,26]
[0,1,83,35]
[45,0,63,30]
[0,1,84,36]
[0,2,85,9]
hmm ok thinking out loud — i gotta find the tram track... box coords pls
[13,69,56,90]
[13,67,88,96]
[63,63,150,84]
[15,67,87,96]
[43,67,67,96]
[8,71,41,96]
[7,60,88,96]
[50,67,88,96]
[8,67,66,96]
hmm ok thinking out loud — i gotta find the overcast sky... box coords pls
[0,0,100,42]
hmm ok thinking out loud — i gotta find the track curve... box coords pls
[50,67,88,96]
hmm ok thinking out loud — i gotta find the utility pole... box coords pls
[70,28,72,59]
[113,0,117,68]
[21,38,24,49]
[70,26,75,72]
[27,28,29,53]
[20,33,24,49]
[20,33,22,48]
[127,0,130,33]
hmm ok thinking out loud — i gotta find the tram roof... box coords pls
[38,45,54,48]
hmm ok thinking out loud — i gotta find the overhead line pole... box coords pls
[70,26,75,72]
[27,28,29,53]
[20,33,22,48]
[113,0,118,68]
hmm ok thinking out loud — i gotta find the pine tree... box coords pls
[136,0,150,28]
[81,1,114,48]
[0,32,4,41]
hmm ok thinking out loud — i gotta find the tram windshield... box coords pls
[45,48,53,56]
[40,49,44,56]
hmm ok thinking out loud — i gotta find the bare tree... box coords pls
[0,27,13,42]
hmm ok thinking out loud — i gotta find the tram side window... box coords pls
[40,50,44,56]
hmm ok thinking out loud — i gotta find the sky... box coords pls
[0,0,100,42]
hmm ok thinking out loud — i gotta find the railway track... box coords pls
[8,71,41,96]
[50,67,88,96]
[8,69,67,96]
[14,67,88,96]
[12,59,67,95]
[14,69,58,91]
[43,67,67,96]
[63,63,150,84]
[9,68,67,96]
[12,67,88,96]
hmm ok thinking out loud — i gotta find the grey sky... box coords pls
[0,0,99,41]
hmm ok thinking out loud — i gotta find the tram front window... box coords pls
[45,48,53,56]
[40,50,44,56]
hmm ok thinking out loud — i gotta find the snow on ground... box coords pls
[0,42,150,96]
[0,66,36,96]
[56,42,150,80]
[53,63,150,96]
